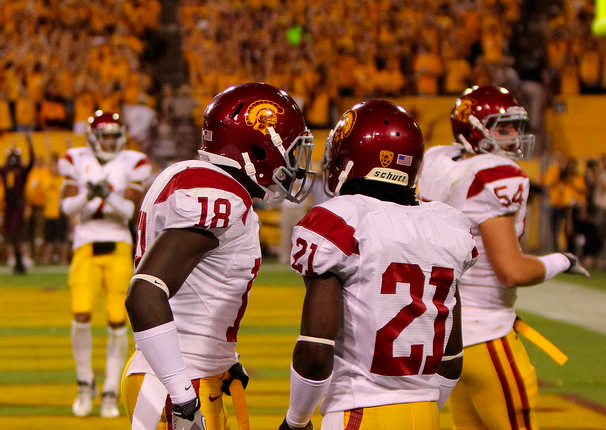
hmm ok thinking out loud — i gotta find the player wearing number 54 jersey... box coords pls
[280,100,478,430]
[417,86,589,430]
[122,83,316,430]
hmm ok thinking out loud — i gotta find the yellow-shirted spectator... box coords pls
[0,90,14,132]
[546,28,569,70]
[26,157,51,260]
[579,38,601,92]
[352,52,379,97]
[413,44,443,95]
[27,62,46,108]
[73,85,96,135]
[375,57,406,97]
[481,21,505,64]
[559,54,580,95]
[443,55,473,96]
[41,153,69,265]
[15,86,37,132]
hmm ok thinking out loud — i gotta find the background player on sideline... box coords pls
[59,111,152,418]
[416,85,589,430]
[122,83,316,430]
[280,100,478,430]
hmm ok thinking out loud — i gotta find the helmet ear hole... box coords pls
[232,103,243,120]
[251,144,267,161]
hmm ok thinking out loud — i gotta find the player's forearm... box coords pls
[105,192,135,220]
[61,192,89,216]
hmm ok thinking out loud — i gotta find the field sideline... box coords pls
[0,263,605,430]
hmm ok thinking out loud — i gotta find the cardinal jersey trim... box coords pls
[297,206,360,256]
[154,167,253,224]
[467,165,527,199]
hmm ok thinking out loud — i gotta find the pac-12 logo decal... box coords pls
[333,111,357,143]
[245,100,285,135]
[380,150,394,167]
[452,98,476,123]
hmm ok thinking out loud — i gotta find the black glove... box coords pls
[172,397,206,430]
[562,252,590,277]
[279,418,314,430]
[221,362,249,396]
[86,180,111,200]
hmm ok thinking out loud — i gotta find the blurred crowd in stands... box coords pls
[1,0,606,268]
[0,1,603,154]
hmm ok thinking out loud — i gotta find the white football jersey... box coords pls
[417,144,530,347]
[129,160,261,378]
[290,194,477,413]
[58,147,151,249]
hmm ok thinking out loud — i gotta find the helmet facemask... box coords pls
[262,131,316,205]
[87,122,126,162]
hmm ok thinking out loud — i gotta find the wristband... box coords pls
[538,253,571,281]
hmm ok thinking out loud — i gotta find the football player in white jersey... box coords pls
[280,100,478,430]
[59,111,152,418]
[122,83,316,430]
[416,86,589,430]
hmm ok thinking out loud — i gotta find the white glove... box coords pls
[562,252,590,277]
[172,397,207,430]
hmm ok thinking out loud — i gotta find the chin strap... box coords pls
[334,160,354,196]
[241,152,258,183]
[268,126,286,157]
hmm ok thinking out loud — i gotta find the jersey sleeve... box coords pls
[163,187,251,238]
[462,164,529,226]
[128,154,152,185]
[58,152,77,182]
[290,205,359,277]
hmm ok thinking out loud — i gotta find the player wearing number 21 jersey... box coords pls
[122,83,316,430]
[280,100,478,430]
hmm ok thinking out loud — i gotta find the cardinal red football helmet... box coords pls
[199,82,315,205]
[323,100,424,196]
[450,85,535,160]
[87,111,127,162]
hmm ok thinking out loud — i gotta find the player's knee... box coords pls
[74,313,91,323]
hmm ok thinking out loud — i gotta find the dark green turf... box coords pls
[1,264,605,407]
[517,310,606,405]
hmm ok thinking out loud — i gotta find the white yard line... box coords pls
[516,279,606,335]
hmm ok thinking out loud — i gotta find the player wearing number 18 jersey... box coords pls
[122,83,316,430]
[416,86,589,430]
[280,100,478,430]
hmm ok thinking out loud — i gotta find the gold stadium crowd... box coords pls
[0,0,603,135]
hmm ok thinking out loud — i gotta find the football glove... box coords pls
[86,180,111,200]
[172,397,206,430]
[562,252,590,277]
[279,418,314,430]
[222,362,249,395]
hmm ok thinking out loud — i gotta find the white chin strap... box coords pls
[268,126,286,157]
[241,152,258,183]
[334,160,354,196]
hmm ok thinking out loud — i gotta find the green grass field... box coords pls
[0,262,605,429]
